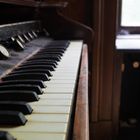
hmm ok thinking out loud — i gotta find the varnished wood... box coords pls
[90,0,120,140]
[0,0,68,8]
[39,1,68,8]
[0,0,36,7]
[90,0,103,122]
[73,44,89,140]
[112,51,122,139]
[91,0,118,120]
[98,0,117,120]
[39,8,93,47]
[90,121,112,140]
[43,0,92,25]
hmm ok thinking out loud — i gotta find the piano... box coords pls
[0,1,93,140]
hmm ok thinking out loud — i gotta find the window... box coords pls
[119,0,140,34]
[116,0,140,50]
[121,0,140,26]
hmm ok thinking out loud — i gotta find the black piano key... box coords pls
[10,69,52,77]
[0,85,43,95]
[33,53,61,60]
[20,61,57,68]
[0,111,27,125]
[44,44,68,47]
[40,48,65,53]
[37,48,65,53]
[16,65,55,71]
[43,47,67,51]
[2,73,49,81]
[0,90,39,102]
[0,131,15,140]
[47,40,70,46]
[36,52,63,56]
[25,59,58,65]
[0,101,33,115]
[0,80,46,88]
[34,53,62,58]
[28,56,61,61]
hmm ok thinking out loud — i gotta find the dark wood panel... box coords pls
[91,0,119,121]
[39,1,68,8]
[0,3,36,24]
[57,0,92,26]
[0,0,73,8]
[62,0,86,23]
[0,0,36,7]
[43,0,93,26]
[90,121,112,140]
[90,0,104,122]
[112,52,122,139]
[39,8,93,47]
[98,0,117,120]
[90,0,121,140]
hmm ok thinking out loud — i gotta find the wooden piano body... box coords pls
[0,0,93,140]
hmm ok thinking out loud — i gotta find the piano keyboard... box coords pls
[0,40,83,140]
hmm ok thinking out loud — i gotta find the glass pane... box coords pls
[121,0,140,26]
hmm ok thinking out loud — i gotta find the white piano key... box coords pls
[51,72,77,77]
[26,114,69,123]
[39,94,73,99]
[10,132,66,140]
[44,79,76,84]
[0,122,67,133]
[50,76,76,80]
[30,99,72,106]
[32,106,70,114]
[45,83,75,88]
[43,87,74,93]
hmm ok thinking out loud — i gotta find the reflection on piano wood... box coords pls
[0,1,93,140]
